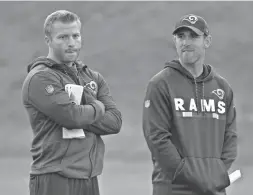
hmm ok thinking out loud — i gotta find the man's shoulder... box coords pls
[213,70,233,90]
[82,65,104,82]
[23,65,58,88]
[28,65,56,78]
[211,69,234,98]
[149,67,177,85]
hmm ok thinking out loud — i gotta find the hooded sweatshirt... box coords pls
[142,60,237,195]
[22,57,122,178]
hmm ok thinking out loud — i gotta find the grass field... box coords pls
[0,1,252,195]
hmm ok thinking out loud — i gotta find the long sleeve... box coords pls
[86,73,122,135]
[27,71,104,129]
[142,80,181,179]
[221,89,238,170]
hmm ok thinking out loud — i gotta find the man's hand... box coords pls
[82,86,105,120]
[81,87,96,105]
[92,100,105,116]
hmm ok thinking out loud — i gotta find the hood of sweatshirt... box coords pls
[27,56,57,73]
[27,56,87,73]
[165,59,214,114]
[27,56,87,85]
[164,59,214,83]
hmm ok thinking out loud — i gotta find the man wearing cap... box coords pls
[142,14,237,195]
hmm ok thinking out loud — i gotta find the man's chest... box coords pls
[168,80,227,116]
[57,69,99,96]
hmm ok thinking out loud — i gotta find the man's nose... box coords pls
[68,37,75,47]
[182,36,192,46]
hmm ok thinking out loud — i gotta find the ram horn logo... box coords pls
[85,81,97,92]
[183,15,198,24]
[212,89,225,100]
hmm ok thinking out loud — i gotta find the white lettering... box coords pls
[182,112,193,117]
[202,99,215,112]
[173,97,225,114]
[174,98,185,111]
[218,101,226,114]
[189,98,197,111]
[212,113,219,119]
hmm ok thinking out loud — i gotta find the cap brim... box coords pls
[172,25,204,36]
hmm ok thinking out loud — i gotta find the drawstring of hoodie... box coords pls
[202,82,205,115]
[194,79,199,114]
[194,79,205,115]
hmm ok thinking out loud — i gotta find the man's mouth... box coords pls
[182,49,194,52]
[66,49,78,53]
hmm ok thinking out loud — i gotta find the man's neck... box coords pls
[47,54,73,67]
[179,58,204,78]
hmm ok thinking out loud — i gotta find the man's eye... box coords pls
[73,34,80,39]
[191,34,199,38]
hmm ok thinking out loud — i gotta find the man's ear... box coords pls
[45,36,51,46]
[204,35,212,49]
[172,35,176,45]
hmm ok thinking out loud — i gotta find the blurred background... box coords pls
[0,1,252,195]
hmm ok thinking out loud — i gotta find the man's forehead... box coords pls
[51,21,81,34]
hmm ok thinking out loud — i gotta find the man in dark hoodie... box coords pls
[22,10,122,195]
[142,14,237,195]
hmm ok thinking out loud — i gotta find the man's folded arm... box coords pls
[27,71,104,129]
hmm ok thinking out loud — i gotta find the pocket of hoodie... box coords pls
[215,159,230,191]
[91,135,105,176]
[41,141,69,167]
[172,157,230,193]
[206,158,230,192]
[172,158,186,182]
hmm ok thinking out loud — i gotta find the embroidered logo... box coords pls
[85,81,98,94]
[145,100,150,108]
[212,89,225,100]
[45,85,54,94]
[183,15,198,24]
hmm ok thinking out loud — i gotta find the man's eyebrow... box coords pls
[187,30,199,36]
[57,33,68,36]
[176,32,184,36]
[190,32,200,36]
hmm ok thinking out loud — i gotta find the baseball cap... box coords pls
[172,14,209,36]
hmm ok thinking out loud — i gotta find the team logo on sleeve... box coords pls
[45,85,54,94]
[145,100,150,108]
[211,89,225,100]
[85,80,98,94]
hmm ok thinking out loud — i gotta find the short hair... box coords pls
[44,10,81,37]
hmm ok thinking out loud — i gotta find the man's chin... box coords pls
[181,57,196,65]
[65,54,79,62]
